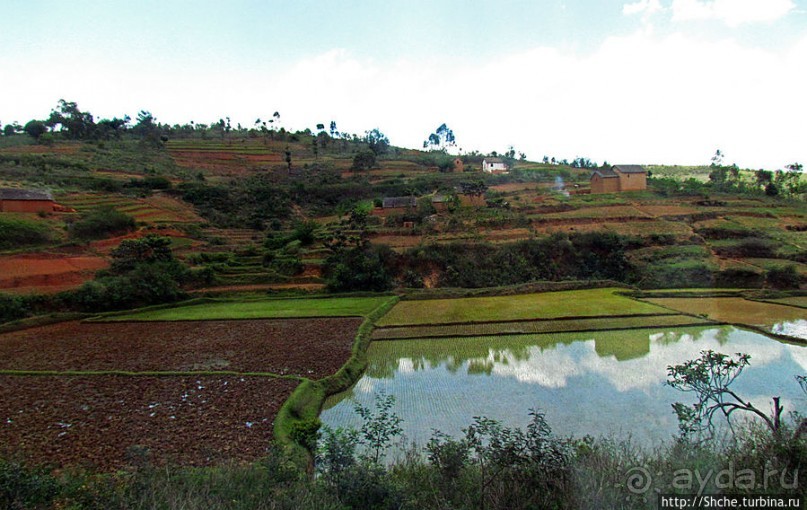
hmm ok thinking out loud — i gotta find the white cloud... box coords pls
[671,0,795,26]
[2,28,805,169]
[252,30,807,168]
[623,0,664,16]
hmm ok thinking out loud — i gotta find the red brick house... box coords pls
[0,188,55,213]
[590,165,647,194]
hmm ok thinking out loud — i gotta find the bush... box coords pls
[766,265,801,290]
[0,293,29,323]
[68,207,135,241]
[714,237,777,258]
[126,176,172,190]
[351,150,376,171]
[0,459,59,510]
[0,216,52,249]
[324,243,395,292]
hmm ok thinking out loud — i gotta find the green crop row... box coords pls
[100,295,394,321]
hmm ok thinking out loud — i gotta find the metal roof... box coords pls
[613,164,646,174]
[0,188,54,201]
[382,197,417,208]
[591,168,619,178]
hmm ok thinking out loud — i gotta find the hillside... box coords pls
[0,128,804,304]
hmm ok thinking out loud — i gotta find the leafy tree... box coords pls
[95,116,130,140]
[667,350,806,441]
[109,235,175,274]
[132,110,161,145]
[364,128,389,155]
[3,122,22,136]
[46,99,95,139]
[785,162,803,173]
[755,169,773,190]
[354,393,403,464]
[324,241,394,292]
[710,149,724,167]
[423,123,456,151]
[23,120,47,140]
[351,150,376,171]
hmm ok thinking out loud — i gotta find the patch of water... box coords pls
[321,326,807,451]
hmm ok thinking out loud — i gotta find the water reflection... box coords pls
[322,326,807,448]
[772,320,807,340]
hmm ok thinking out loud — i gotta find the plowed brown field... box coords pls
[0,318,362,377]
[0,317,363,469]
[0,375,297,469]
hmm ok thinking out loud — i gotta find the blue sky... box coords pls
[1,0,805,168]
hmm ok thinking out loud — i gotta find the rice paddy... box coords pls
[372,314,713,340]
[375,288,669,327]
[102,296,395,321]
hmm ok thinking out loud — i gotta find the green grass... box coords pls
[372,314,713,340]
[377,288,669,327]
[101,296,395,321]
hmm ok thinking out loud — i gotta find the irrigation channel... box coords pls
[321,325,807,452]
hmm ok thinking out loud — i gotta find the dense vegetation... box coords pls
[1,407,803,509]
[0,216,52,249]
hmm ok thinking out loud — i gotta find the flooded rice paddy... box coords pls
[321,326,807,449]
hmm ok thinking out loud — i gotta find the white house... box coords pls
[482,158,508,174]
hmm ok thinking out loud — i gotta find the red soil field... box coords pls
[0,253,108,294]
[0,375,297,469]
[0,318,363,377]
[89,228,196,254]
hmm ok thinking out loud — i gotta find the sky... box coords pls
[1,0,805,169]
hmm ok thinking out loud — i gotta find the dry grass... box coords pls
[644,297,806,327]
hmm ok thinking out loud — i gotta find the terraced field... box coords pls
[372,314,712,340]
[644,296,807,339]
[58,192,202,223]
[104,295,394,321]
[376,288,667,327]
[0,294,382,469]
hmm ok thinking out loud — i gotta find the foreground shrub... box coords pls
[0,216,52,249]
[68,207,135,241]
[0,293,28,323]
